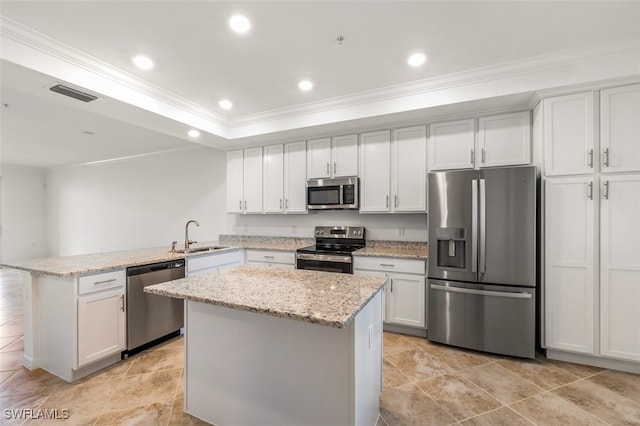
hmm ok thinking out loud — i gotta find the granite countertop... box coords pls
[144,264,386,328]
[219,235,314,251]
[353,241,428,260]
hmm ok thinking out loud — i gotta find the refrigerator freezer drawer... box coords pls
[427,280,536,358]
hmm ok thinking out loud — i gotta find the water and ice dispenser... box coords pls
[435,227,466,269]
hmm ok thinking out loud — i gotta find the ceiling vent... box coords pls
[49,84,98,103]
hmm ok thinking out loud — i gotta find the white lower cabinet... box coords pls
[77,270,126,368]
[354,256,426,332]
[246,249,295,269]
[187,250,245,276]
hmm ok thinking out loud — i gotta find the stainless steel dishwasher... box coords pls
[125,259,185,355]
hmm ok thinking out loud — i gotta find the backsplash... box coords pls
[227,211,428,242]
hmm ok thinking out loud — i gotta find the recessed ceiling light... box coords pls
[298,80,313,91]
[188,129,201,138]
[132,55,154,70]
[219,99,233,110]
[229,14,251,33]
[407,53,426,67]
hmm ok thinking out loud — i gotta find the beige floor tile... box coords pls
[416,372,503,421]
[511,392,608,425]
[376,414,389,426]
[108,368,181,410]
[0,368,69,398]
[541,355,606,378]
[0,370,17,384]
[386,348,452,382]
[0,350,24,372]
[459,363,544,404]
[0,321,23,338]
[461,406,533,426]
[168,394,211,426]
[380,383,456,426]
[95,400,172,425]
[40,373,119,420]
[0,336,19,350]
[126,346,184,376]
[553,378,640,426]
[383,332,419,355]
[587,370,640,403]
[496,357,580,390]
[383,358,411,389]
[0,393,49,425]
[80,358,132,385]
[1,337,23,353]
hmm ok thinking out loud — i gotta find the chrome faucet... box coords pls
[185,220,200,250]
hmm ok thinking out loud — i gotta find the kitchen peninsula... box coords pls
[145,265,385,426]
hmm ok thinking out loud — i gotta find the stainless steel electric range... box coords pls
[296,226,365,274]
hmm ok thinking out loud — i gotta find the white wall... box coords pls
[1,164,48,262]
[45,146,227,256]
[229,211,428,242]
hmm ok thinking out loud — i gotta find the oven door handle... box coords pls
[296,253,353,263]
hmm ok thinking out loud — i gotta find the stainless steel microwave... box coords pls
[307,177,359,210]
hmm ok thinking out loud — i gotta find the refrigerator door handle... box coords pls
[430,284,532,299]
[479,178,486,274]
[471,179,478,273]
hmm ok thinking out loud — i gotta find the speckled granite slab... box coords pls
[219,235,314,251]
[0,245,242,277]
[144,264,386,328]
[354,240,428,260]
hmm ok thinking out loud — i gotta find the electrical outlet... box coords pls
[398,227,405,237]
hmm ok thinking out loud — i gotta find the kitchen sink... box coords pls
[174,246,227,254]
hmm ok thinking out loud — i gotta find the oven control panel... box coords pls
[314,226,365,240]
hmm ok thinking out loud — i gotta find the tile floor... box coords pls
[1,268,639,425]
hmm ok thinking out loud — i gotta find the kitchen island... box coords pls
[145,265,386,426]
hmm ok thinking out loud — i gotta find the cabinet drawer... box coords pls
[187,250,244,274]
[78,270,125,295]
[246,250,295,265]
[353,257,425,275]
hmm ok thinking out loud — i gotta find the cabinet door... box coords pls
[78,289,125,367]
[332,134,358,177]
[284,141,307,213]
[544,92,595,176]
[226,150,244,213]
[478,111,531,167]
[393,126,427,212]
[544,177,596,354]
[600,174,640,361]
[600,84,640,174]
[359,130,391,212]
[353,269,388,323]
[263,144,284,213]
[428,119,476,171]
[307,138,331,179]
[387,274,426,328]
[243,147,263,213]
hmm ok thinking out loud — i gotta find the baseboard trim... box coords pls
[546,349,640,374]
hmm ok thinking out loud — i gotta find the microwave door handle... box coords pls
[471,179,478,273]
[339,186,344,205]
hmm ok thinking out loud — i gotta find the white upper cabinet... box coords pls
[307,135,358,179]
[478,111,531,167]
[428,119,476,171]
[545,176,596,355]
[544,92,596,176]
[283,141,307,213]
[359,130,392,212]
[600,174,640,362]
[600,84,640,174]
[263,144,284,213]
[226,150,244,213]
[393,126,427,212]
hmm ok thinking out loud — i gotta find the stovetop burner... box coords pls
[295,226,366,274]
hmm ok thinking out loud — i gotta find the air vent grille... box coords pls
[49,84,98,103]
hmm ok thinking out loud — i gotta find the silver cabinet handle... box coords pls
[333,162,337,174]
[280,199,283,209]
[244,200,247,210]
[379,263,395,268]
[587,182,593,200]
[588,149,594,168]
[471,149,475,166]
[285,198,289,209]
[386,195,389,208]
[394,194,398,208]
[120,295,125,312]
[603,180,609,199]
[390,281,393,293]
[263,255,275,259]
[471,179,478,273]
[481,148,486,164]
[239,200,242,210]
[94,278,116,286]
[326,162,330,175]
[603,148,610,168]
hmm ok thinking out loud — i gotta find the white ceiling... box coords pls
[1,1,639,168]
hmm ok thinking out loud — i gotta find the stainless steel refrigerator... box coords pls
[427,166,537,358]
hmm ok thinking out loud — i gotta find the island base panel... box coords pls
[184,293,382,426]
